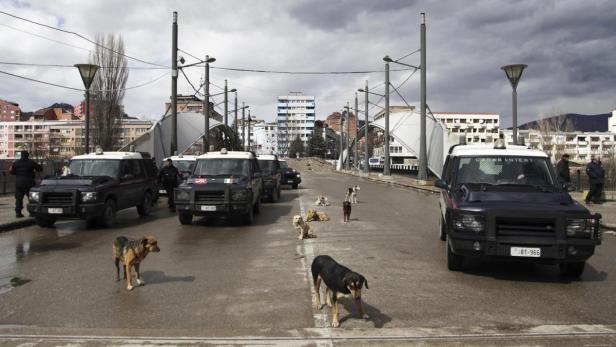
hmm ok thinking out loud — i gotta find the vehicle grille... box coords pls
[496,217,556,237]
[195,191,225,203]
[42,192,73,205]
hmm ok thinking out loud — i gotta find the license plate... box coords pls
[287,180,294,183]
[200,205,216,211]
[510,247,541,257]
[159,189,166,194]
[48,208,63,214]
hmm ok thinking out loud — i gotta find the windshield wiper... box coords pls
[494,183,554,193]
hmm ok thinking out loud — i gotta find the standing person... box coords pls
[158,158,180,212]
[9,150,43,218]
[585,156,605,204]
[556,154,571,183]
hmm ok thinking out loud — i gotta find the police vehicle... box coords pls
[27,147,158,228]
[158,154,198,195]
[279,159,301,189]
[257,154,282,202]
[174,149,263,225]
[435,139,602,278]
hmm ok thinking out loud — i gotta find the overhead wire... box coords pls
[183,64,414,75]
[0,10,168,68]
[0,23,91,53]
[0,61,168,70]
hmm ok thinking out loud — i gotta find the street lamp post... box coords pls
[203,55,216,153]
[345,101,351,170]
[74,63,100,154]
[247,110,252,152]
[383,57,390,176]
[224,80,228,128]
[354,93,359,170]
[363,81,369,173]
[501,64,527,145]
[234,91,238,143]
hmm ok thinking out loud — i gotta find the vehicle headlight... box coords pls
[296,174,301,178]
[231,190,249,201]
[454,214,485,233]
[81,192,97,202]
[175,190,191,201]
[567,218,594,237]
[29,191,40,202]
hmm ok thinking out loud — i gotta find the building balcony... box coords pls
[578,141,588,146]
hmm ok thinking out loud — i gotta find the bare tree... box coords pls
[89,33,129,151]
[534,108,574,161]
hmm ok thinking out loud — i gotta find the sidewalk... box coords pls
[0,194,35,232]
[337,169,616,231]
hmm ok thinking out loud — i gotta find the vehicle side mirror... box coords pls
[434,179,449,190]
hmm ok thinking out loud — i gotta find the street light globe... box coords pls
[74,64,100,89]
[206,57,216,63]
[501,64,527,90]
[383,55,394,63]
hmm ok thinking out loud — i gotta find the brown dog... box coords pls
[113,236,160,291]
[343,201,352,222]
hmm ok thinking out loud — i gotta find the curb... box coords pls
[335,170,439,195]
[0,218,35,233]
[601,223,616,231]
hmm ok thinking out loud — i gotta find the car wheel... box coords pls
[137,192,153,217]
[559,261,585,278]
[86,217,99,228]
[292,183,298,189]
[439,216,447,241]
[244,205,254,225]
[101,199,117,228]
[447,241,464,271]
[35,217,55,228]
[179,212,193,225]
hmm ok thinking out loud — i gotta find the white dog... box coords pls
[314,196,330,206]
[293,215,315,240]
[345,185,360,204]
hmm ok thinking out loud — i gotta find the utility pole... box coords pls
[234,91,238,149]
[247,109,252,152]
[419,12,428,180]
[171,11,178,156]
[354,93,359,170]
[223,79,228,127]
[384,59,391,176]
[364,80,369,174]
[338,110,343,171]
[345,102,351,170]
[203,55,211,153]
[241,101,246,150]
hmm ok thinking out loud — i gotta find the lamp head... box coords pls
[229,88,237,93]
[501,64,528,90]
[383,56,394,63]
[74,64,100,90]
[206,57,216,63]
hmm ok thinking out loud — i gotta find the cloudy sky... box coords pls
[0,0,614,126]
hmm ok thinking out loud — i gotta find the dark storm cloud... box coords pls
[288,0,415,30]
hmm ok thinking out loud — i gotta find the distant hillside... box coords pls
[518,113,611,132]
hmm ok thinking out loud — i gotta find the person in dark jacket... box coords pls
[585,156,605,204]
[9,150,43,217]
[556,154,571,183]
[158,158,180,212]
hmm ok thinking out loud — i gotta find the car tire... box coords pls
[439,216,447,241]
[253,197,261,214]
[447,241,464,271]
[35,217,55,228]
[137,192,153,217]
[292,183,298,189]
[559,261,585,278]
[244,205,254,225]
[179,212,193,225]
[101,199,117,228]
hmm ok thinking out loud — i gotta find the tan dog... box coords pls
[314,196,330,206]
[113,235,160,291]
[306,209,330,222]
[293,215,316,240]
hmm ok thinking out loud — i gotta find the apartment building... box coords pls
[0,99,21,121]
[253,122,278,155]
[433,112,500,144]
[277,92,315,156]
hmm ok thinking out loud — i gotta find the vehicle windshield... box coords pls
[279,161,288,169]
[258,160,277,172]
[68,159,120,178]
[193,159,249,177]
[455,156,555,187]
[174,160,196,173]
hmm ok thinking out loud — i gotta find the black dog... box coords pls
[343,200,352,222]
[311,255,368,327]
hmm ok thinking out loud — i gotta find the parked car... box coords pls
[27,148,158,228]
[257,154,282,202]
[435,140,602,278]
[174,149,263,225]
[279,159,301,189]
[158,154,198,196]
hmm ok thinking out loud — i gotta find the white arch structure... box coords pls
[351,109,458,178]
[121,111,238,161]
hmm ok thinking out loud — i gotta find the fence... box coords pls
[0,159,63,195]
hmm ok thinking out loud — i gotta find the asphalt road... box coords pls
[1,169,616,346]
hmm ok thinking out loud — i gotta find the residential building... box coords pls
[0,99,21,121]
[253,122,278,154]
[277,92,315,156]
[237,118,265,151]
[164,95,223,122]
[325,111,358,135]
[432,112,500,144]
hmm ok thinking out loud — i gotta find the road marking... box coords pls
[297,191,332,347]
